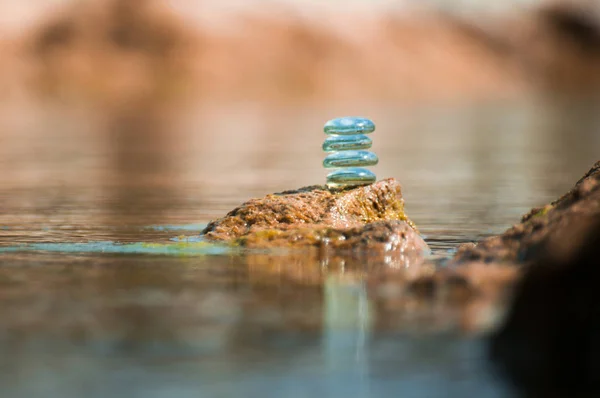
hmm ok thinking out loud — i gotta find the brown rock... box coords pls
[202,178,428,254]
[453,160,600,265]
[238,220,428,255]
[489,216,600,397]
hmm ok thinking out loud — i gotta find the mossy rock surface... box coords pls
[453,161,600,265]
[202,178,427,253]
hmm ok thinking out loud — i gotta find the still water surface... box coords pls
[0,99,599,397]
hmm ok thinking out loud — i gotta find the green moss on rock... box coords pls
[201,179,426,253]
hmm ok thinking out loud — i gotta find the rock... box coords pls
[453,161,600,265]
[237,219,428,254]
[489,216,600,397]
[201,178,428,254]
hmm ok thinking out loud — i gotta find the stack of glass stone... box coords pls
[323,117,378,187]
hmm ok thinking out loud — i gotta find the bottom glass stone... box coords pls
[326,167,376,187]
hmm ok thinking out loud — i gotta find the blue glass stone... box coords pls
[326,168,376,186]
[322,134,372,152]
[323,150,379,168]
[324,117,375,135]
[322,116,378,187]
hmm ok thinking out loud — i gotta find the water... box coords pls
[1,98,599,397]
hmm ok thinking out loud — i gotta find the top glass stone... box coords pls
[323,117,375,135]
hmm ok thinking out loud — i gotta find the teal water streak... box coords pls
[0,223,233,256]
[0,241,233,256]
[145,223,207,231]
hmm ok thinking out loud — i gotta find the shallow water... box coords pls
[1,98,599,397]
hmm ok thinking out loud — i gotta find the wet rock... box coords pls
[202,178,428,254]
[489,216,600,397]
[453,161,600,265]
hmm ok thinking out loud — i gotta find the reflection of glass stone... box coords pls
[323,150,379,168]
[324,117,376,135]
[322,135,372,152]
[326,168,376,186]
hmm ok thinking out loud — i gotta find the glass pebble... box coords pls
[323,117,376,135]
[326,168,376,187]
[323,150,379,168]
[322,116,378,187]
[322,135,372,152]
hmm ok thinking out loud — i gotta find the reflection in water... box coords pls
[104,104,184,226]
[0,251,511,397]
[0,98,598,397]
[324,276,372,396]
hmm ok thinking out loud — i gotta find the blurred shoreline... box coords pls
[0,0,598,106]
